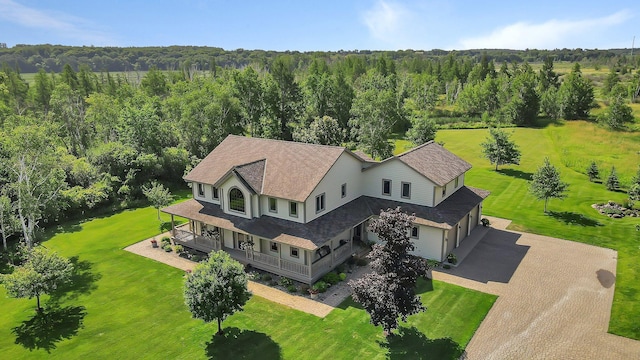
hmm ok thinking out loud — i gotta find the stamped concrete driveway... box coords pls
[434,218,640,359]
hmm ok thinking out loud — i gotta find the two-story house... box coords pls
[162,135,489,284]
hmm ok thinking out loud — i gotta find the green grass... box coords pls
[430,120,640,339]
[0,203,495,359]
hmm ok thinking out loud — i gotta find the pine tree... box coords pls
[587,161,600,182]
[606,167,620,191]
[530,158,568,212]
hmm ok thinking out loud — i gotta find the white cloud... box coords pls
[361,0,417,48]
[0,0,115,45]
[459,10,633,50]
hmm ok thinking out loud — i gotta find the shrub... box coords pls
[261,273,272,282]
[443,264,451,269]
[355,257,368,266]
[322,272,341,285]
[163,244,172,252]
[286,285,297,293]
[447,253,457,264]
[336,264,346,273]
[481,218,490,227]
[339,272,347,281]
[347,256,356,266]
[278,277,293,287]
[161,237,171,247]
[174,245,184,254]
[191,254,202,262]
[312,281,328,293]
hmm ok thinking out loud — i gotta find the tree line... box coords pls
[0,52,638,249]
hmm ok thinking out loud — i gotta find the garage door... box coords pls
[470,205,480,232]
[459,214,469,244]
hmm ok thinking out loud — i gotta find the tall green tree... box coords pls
[597,89,635,130]
[183,251,252,335]
[406,115,437,146]
[558,63,595,119]
[501,64,540,125]
[538,56,559,91]
[529,158,568,213]
[587,161,600,182]
[233,66,264,137]
[292,116,345,146]
[50,83,88,156]
[606,167,620,191]
[481,128,521,170]
[32,68,53,114]
[1,246,73,311]
[0,191,18,251]
[266,56,302,140]
[140,66,169,98]
[349,207,429,336]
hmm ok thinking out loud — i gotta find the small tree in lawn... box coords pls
[0,246,73,311]
[606,167,619,191]
[481,127,521,171]
[628,184,640,207]
[349,207,429,336]
[184,251,251,336]
[586,161,600,182]
[142,181,174,221]
[529,158,568,213]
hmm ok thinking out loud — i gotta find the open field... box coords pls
[0,198,495,359]
[432,120,640,339]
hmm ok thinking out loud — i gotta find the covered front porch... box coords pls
[169,220,355,284]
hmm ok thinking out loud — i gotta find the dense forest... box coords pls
[0,46,639,249]
[1,44,639,73]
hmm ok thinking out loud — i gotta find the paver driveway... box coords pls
[434,218,640,359]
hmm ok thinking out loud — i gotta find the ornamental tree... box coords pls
[183,251,251,336]
[1,246,73,311]
[349,207,429,336]
[142,181,173,221]
[481,127,521,171]
[529,158,568,213]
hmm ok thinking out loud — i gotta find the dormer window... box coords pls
[229,188,245,213]
[197,183,204,197]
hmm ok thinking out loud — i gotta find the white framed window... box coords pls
[382,179,391,196]
[454,177,459,188]
[289,201,298,217]
[290,247,299,258]
[341,183,347,198]
[270,242,278,252]
[229,187,245,213]
[268,197,277,213]
[411,226,419,238]
[315,193,325,213]
[212,186,219,200]
[401,182,411,199]
[197,183,205,197]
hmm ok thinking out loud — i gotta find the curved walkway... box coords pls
[433,216,640,359]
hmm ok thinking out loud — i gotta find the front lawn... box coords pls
[0,203,495,359]
[434,120,640,339]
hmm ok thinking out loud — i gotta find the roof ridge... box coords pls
[396,140,436,158]
[235,158,266,169]
[227,134,346,150]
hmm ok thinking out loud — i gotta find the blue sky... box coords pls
[0,0,637,51]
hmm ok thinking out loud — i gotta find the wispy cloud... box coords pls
[0,0,115,45]
[361,0,420,49]
[458,10,634,50]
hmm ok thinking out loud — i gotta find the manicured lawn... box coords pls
[434,120,640,339]
[0,202,495,359]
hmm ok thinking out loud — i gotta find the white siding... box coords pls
[366,222,445,261]
[192,182,222,205]
[411,225,445,261]
[260,197,305,224]
[433,174,465,206]
[219,175,252,219]
[280,243,305,265]
[223,229,234,248]
[362,159,436,207]
[305,153,364,222]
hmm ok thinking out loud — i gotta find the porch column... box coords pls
[278,242,282,269]
[306,250,312,278]
[170,214,175,236]
[331,239,335,266]
[456,224,461,247]
[467,214,472,236]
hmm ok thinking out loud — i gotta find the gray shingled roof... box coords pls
[234,159,265,193]
[184,135,347,202]
[396,141,472,186]
[162,186,489,250]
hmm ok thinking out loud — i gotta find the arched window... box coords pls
[228,188,245,213]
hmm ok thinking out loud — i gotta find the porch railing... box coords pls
[252,251,279,268]
[281,258,310,277]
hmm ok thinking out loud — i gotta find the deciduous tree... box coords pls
[142,181,173,220]
[529,158,568,213]
[183,251,251,335]
[1,246,73,311]
[349,207,429,336]
[558,63,595,119]
[481,128,521,171]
